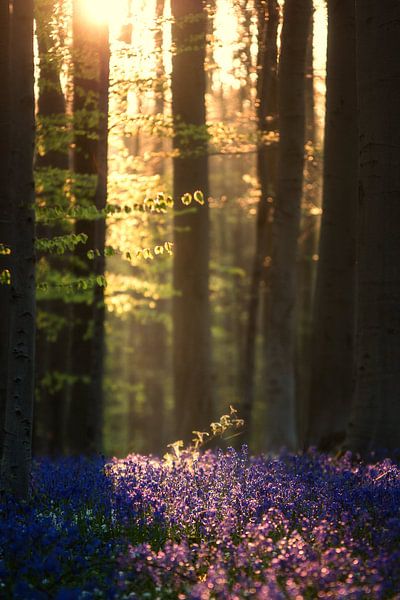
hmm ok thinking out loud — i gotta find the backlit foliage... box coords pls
[164,406,245,464]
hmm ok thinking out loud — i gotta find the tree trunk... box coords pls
[263,0,311,452]
[296,16,318,448]
[154,0,166,176]
[0,0,11,463]
[346,0,400,456]
[171,0,211,441]
[305,19,315,145]
[89,29,109,454]
[34,0,70,457]
[1,0,36,499]
[242,0,279,442]
[67,2,109,455]
[306,0,357,451]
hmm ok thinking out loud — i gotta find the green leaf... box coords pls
[164,241,173,254]
[0,244,11,255]
[181,192,192,206]
[143,248,154,260]
[0,269,11,285]
[194,190,204,205]
[78,233,88,244]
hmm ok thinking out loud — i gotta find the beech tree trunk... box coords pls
[263,0,311,452]
[0,0,11,463]
[242,0,279,440]
[89,33,109,454]
[0,0,36,499]
[67,1,109,454]
[154,0,165,176]
[306,0,357,451]
[171,0,211,441]
[346,0,400,455]
[296,18,318,447]
[138,0,167,453]
[34,0,70,456]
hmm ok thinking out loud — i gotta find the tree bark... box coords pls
[89,30,109,454]
[171,0,212,442]
[34,0,70,457]
[154,0,166,176]
[242,0,279,441]
[296,16,318,448]
[1,0,36,499]
[306,0,357,451]
[0,0,11,463]
[346,0,400,456]
[263,0,311,452]
[67,1,109,455]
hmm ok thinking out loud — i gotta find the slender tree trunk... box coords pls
[304,19,315,145]
[119,0,132,44]
[1,0,36,499]
[89,29,109,454]
[0,0,11,463]
[34,0,70,456]
[67,2,109,455]
[242,0,279,441]
[264,0,311,452]
[139,0,167,455]
[171,0,211,441]
[296,17,318,448]
[237,0,253,107]
[140,315,167,454]
[154,0,166,176]
[346,0,400,455]
[306,0,357,451]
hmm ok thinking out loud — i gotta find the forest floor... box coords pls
[1,447,400,599]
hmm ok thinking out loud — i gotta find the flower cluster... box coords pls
[1,449,399,598]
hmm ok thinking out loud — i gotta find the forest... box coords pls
[1,0,400,597]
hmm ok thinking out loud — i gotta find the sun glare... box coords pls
[81,0,128,29]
